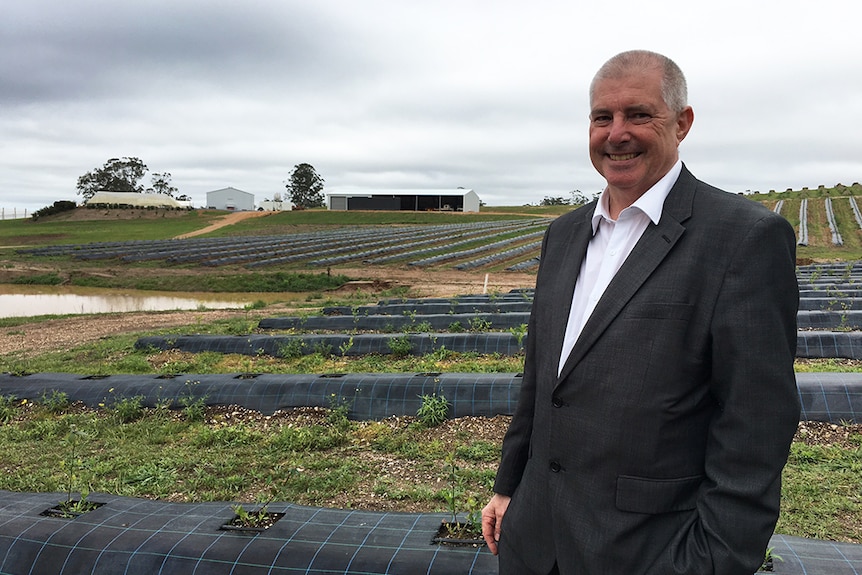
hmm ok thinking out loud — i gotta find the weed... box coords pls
[244,300,268,310]
[412,321,434,333]
[313,340,333,358]
[194,425,259,448]
[12,273,63,286]
[0,394,19,423]
[102,390,145,423]
[179,380,207,422]
[448,321,465,333]
[425,345,453,363]
[278,338,306,359]
[468,317,492,332]
[327,393,353,430]
[416,393,449,427]
[270,425,348,451]
[39,390,70,414]
[455,441,500,462]
[388,335,413,358]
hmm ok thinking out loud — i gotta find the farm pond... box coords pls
[0,286,261,319]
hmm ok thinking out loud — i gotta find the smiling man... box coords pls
[482,50,800,574]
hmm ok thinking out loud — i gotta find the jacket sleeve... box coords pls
[492,228,550,496]
[653,212,800,574]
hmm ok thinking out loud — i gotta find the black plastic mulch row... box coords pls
[322,301,534,316]
[0,372,859,424]
[134,331,862,360]
[260,310,862,332]
[258,313,531,332]
[0,491,495,575]
[0,372,522,420]
[135,333,524,358]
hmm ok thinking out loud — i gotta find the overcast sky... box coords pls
[2,0,859,215]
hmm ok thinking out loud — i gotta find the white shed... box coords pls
[85,191,185,209]
[325,189,480,212]
[258,200,293,212]
[206,187,255,211]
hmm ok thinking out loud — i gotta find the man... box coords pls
[482,50,800,574]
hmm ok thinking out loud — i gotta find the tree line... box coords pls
[75,158,325,209]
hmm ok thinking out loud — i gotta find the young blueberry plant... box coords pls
[439,451,483,541]
[55,424,101,517]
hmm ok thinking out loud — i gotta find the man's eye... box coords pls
[630,113,651,123]
[591,115,611,125]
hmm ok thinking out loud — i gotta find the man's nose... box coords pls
[607,116,631,144]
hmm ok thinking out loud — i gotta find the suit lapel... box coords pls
[555,166,697,384]
[553,204,595,344]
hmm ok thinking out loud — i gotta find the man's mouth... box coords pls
[608,153,639,161]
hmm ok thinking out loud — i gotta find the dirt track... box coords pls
[174,210,274,239]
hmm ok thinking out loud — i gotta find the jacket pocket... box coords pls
[615,474,703,514]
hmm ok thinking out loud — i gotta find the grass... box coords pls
[66,270,351,293]
[0,210,224,246]
[779,439,862,541]
[3,199,862,544]
[0,399,498,514]
[0,334,525,375]
[0,395,859,543]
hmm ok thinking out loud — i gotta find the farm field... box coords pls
[2,192,862,571]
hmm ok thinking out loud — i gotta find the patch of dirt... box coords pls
[795,420,862,449]
[174,210,273,239]
[0,308,270,358]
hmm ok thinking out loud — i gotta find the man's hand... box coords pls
[481,493,511,555]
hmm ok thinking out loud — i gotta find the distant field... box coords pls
[3,190,862,264]
[0,207,543,247]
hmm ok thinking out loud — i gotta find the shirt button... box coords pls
[552,396,563,408]
[550,460,562,473]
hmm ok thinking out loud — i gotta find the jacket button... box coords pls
[552,396,563,408]
[550,460,562,473]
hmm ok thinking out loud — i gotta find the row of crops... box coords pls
[15,194,862,271]
[16,218,549,271]
[775,196,862,248]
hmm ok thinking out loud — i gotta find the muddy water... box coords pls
[0,286,261,319]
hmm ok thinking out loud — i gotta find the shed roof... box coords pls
[325,188,475,197]
[207,187,253,197]
[86,191,183,208]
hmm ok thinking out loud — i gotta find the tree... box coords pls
[76,157,148,200]
[540,195,569,206]
[147,172,178,197]
[285,163,325,209]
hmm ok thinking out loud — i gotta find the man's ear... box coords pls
[676,106,694,144]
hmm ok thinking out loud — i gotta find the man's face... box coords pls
[589,67,693,200]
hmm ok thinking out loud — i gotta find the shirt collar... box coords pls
[591,160,683,234]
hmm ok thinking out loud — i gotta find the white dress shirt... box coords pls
[557,161,682,376]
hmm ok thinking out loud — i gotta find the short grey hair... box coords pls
[590,50,688,113]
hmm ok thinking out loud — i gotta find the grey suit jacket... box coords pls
[494,166,800,575]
